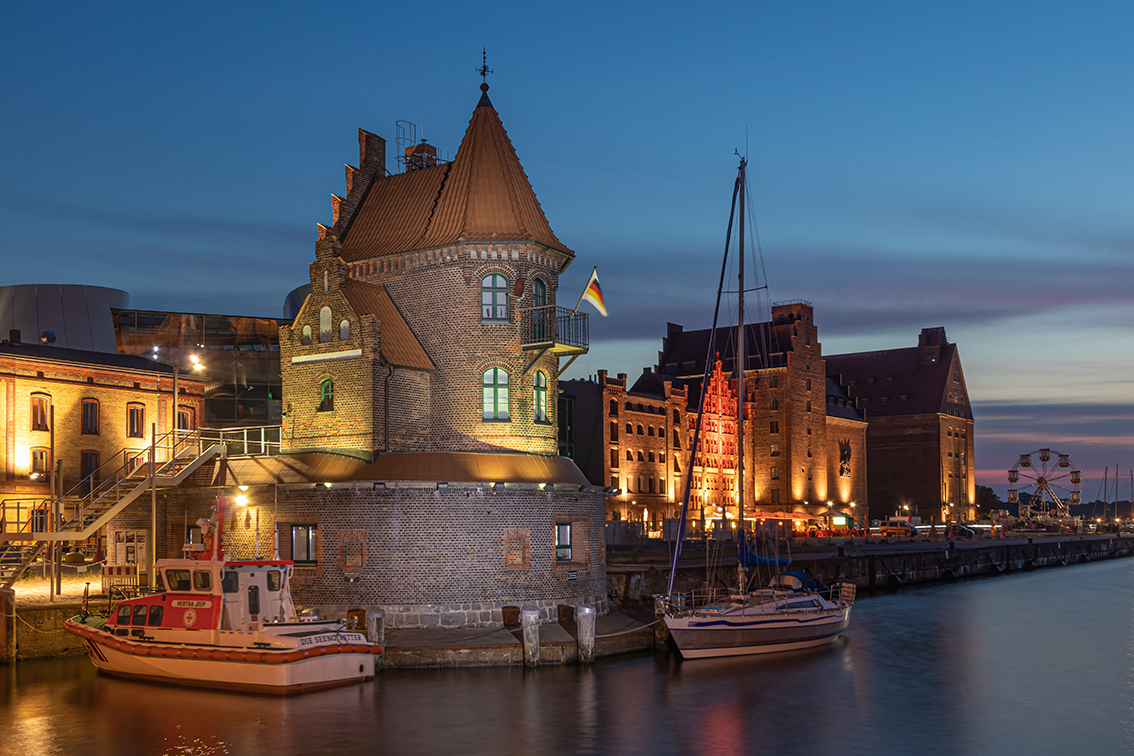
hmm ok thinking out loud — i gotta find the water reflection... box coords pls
[2,560,1134,755]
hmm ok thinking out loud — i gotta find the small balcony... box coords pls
[520,306,589,355]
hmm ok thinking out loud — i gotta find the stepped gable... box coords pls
[341,279,436,372]
[339,83,573,262]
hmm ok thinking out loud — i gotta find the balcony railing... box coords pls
[520,306,589,354]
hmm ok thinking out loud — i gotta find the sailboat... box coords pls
[656,157,855,659]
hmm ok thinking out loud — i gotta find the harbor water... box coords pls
[3,558,1133,756]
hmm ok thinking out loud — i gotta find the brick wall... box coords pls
[119,482,609,628]
[0,353,205,494]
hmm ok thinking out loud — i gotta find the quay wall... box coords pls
[4,602,85,661]
[607,536,1134,601]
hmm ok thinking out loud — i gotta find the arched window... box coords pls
[302,326,312,346]
[319,307,332,343]
[647,426,655,436]
[340,320,350,341]
[482,368,510,421]
[318,379,334,411]
[481,274,509,321]
[636,425,644,435]
[609,399,618,417]
[637,451,644,462]
[532,278,547,341]
[533,371,548,423]
[30,393,50,431]
[626,423,632,434]
[626,450,633,461]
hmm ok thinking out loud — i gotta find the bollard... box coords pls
[576,605,596,664]
[366,609,386,670]
[0,588,14,664]
[521,608,540,667]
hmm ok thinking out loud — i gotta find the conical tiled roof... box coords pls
[340,84,573,261]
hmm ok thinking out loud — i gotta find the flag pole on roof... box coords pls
[574,267,607,316]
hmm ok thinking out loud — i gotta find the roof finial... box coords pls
[476,48,493,92]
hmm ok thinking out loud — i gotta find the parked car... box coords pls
[947,524,975,538]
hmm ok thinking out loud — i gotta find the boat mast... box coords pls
[665,164,743,596]
[736,157,747,592]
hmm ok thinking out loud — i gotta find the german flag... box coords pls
[581,267,607,317]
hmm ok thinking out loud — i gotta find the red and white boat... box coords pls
[66,499,381,694]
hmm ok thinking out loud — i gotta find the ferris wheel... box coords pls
[1007,448,1081,519]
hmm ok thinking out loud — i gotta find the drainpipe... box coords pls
[384,364,393,453]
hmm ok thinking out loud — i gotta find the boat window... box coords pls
[132,604,148,625]
[166,569,192,592]
[266,571,281,592]
[115,604,132,625]
[222,571,239,593]
[193,571,212,591]
[248,585,261,615]
[148,605,164,626]
[154,571,165,592]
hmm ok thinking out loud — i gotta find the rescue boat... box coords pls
[66,498,381,694]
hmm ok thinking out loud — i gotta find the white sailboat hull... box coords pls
[664,605,850,659]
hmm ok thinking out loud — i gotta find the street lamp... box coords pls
[170,352,205,434]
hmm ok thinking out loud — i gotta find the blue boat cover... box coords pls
[737,534,791,568]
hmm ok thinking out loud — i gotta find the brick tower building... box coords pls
[141,83,607,628]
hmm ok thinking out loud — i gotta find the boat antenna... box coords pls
[666,159,744,596]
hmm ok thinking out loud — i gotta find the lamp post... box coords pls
[171,353,205,434]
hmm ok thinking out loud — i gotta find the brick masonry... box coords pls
[118,482,608,628]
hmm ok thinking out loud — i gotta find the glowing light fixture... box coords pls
[235,495,248,506]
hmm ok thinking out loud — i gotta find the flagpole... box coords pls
[573,267,596,314]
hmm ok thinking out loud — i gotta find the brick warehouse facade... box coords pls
[0,340,205,501]
[123,82,608,627]
[826,326,976,525]
[561,301,869,530]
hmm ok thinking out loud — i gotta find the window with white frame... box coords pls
[555,522,572,561]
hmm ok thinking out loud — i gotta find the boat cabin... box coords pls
[105,559,299,635]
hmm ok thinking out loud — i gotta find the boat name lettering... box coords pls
[173,600,209,608]
[300,634,341,646]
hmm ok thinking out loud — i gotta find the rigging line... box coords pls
[742,170,773,370]
[667,165,742,596]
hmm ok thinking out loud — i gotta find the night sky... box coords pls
[2,2,1131,500]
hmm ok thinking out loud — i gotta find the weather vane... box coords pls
[476,48,493,84]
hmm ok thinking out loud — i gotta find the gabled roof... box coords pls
[825,341,969,419]
[340,84,573,261]
[657,321,793,378]
[341,280,435,371]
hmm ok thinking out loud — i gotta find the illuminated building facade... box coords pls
[0,338,205,505]
[561,301,869,531]
[137,82,608,627]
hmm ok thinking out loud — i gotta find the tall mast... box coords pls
[736,158,747,591]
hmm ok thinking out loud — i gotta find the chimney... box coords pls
[9,330,20,345]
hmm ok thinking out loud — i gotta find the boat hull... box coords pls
[665,606,850,659]
[67,620,379,695]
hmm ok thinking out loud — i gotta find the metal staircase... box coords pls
[0,428,227,588]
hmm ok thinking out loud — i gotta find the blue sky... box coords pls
[2,1,1131,500]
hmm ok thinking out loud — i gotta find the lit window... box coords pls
[81,399,99,435]
[291,524,317,564]
[555,522,572,561]
[31,448,50,475]
[482,368,510,421]
[177,406,195,431]
[770,443,779,457]
[318,379,334,411]
[127,404,145,438]
[319,307,332,343]
[31,394,50,431]
[481,274,509,321]
[533,371,548,423]
[770,466,779,480]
